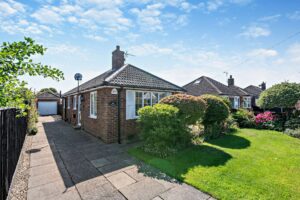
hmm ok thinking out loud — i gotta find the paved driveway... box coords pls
[26,116,214,200]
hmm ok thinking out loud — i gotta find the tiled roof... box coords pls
[244,85,262,97]
[63,64,184,96]
[183,76,250,96]
[37,91,60,99]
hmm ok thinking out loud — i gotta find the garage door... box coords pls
[38,101,57,116]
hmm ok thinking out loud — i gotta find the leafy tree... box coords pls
[258,82,300,109]
[39,87,58,94]
[0,37,64,114]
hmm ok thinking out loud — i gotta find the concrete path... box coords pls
[26,116,214,200]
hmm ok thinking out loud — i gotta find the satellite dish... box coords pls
[74,73,82,81]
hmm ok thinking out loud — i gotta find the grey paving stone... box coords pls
[107,172,136,189]
[28,170,61,188]
[160,184,211,200]
[152,197,164,200]
[27,180,70,200]
[91,158,111,168]
[45,187,81,200]
[124,166,146,181]
[119,178,168,200]
[80,182,125,200]
[76,175,108,194]
[30,156,55,167]
[98,162,136,177]
[29,163,58,177]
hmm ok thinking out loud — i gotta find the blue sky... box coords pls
[1,0,300,93]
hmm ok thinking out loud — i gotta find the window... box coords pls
[90,91,97,118]
[243,97,251,108]
[126,90,171,120]
[234,96,240,109]
[67,97,70,109]
[63,99,65,109]
[73,95,77,110]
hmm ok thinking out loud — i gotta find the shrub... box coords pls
[138,104,190,157]
[27,98,38,134]
[284,118,300,130]
[201,95,230,139]
[159,94,206,125]
[223,115,239,133]
[255,111,276,129]
[232,109,255,128]
[284,128,300,139]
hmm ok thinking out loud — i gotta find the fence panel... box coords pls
[0,109,27,200]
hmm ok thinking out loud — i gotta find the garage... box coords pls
[38,101,58,115]
[36,90,61,116]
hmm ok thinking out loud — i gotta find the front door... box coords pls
[77,95,81,126]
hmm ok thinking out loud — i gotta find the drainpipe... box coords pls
[117,87,123,144]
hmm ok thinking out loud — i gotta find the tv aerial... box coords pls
[124,51,135,58]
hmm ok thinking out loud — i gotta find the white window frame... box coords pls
[234,96,240,109]
[89,91,97,119]
[73,95,77,110]
[243,96,251,108]
[126,90,171,120]
[67,97,71,109]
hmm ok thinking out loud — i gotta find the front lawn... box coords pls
[129,129,300,200]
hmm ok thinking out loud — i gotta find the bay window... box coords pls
[126,90,171,119]
[243,97,251,108]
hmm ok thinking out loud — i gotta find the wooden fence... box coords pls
[0,108,27,200]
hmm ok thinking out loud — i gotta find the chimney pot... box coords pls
[260,82,266,90]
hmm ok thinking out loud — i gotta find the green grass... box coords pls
[129,129,300,200]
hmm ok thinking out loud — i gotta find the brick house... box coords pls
[244,82,266,109]
[183,75,253,109]
[62,46,185,143]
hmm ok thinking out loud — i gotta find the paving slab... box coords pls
[107,172,136,189]
[124,166,146,181]
[91,158,111,168]
[160,183,211,200]
[29,163,58,177]
[119,178,169,200]
[28,170,61,188]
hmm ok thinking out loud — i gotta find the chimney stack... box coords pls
[228,75,234,86]
[260,82,266,91]
[112,45,125,70]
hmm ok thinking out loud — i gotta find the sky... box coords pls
[1,0,300,93]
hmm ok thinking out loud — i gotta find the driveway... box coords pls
[26,116,214,200]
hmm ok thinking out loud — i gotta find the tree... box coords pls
[0,37,64,114]
[258,82,300,109]
[39,87,58,94]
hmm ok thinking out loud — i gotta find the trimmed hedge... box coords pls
[138,104,191,157]
[201,95,230,139]
[159,94,206,124]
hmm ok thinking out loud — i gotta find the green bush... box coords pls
[159,94,206,125]
[223,115,239,133]
[284,118,300,130]
[284,128,300,139]
[27,98,38,134]
[201,95,230,139]
[138,104,190,157]
[232,109,255,128]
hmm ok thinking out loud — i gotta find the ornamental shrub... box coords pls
[232,109,255,128]
[201,95,230,139]
[284,118,300,130]
[137,104,191,157]
[284,128,300,139]
[255,111,276,129]
[159,94,206,125]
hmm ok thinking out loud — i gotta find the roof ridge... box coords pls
[105,64,129,82]
[203,76,222,94]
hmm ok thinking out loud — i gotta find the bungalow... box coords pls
[183,75,252,109]
[62,46,185,143]
[244,82,266,110]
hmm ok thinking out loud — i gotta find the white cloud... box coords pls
[287,11,300,20]
[248,48,278,58]
[128,43,173,56]
[240,25,271,38]
[0,0,25,17]
[206,0,224,12]
[259,14,281,22]
[84,34,107,42]
[287,43,300,63]
[31,7,64,25]
[131,3,164,32]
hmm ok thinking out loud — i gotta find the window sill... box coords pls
[89,115,97,119]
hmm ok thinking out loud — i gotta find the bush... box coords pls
[201,95,230,139]
[27,98,38,134]
[223,115,239,133]
[159,94,206,125]
[284,118,300,130]
[284,128,300,139]
[138,104,191,157]
[232,109,255,128]
[255,111,276,130]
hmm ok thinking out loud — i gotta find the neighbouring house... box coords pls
[244,82,266,110]
[183,75,253,109]
[36,90,62,115]
[62,46,185,143]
